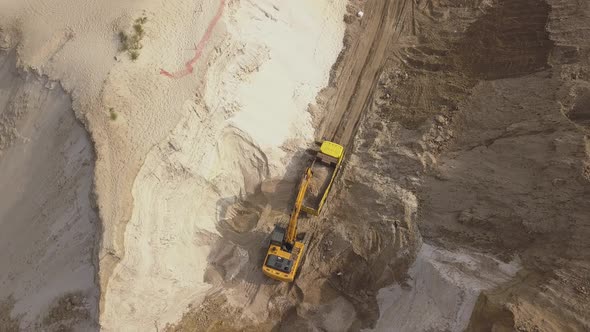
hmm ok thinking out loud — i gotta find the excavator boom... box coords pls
[285,167,313,246]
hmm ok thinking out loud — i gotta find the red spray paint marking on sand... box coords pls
[160,0,226,78]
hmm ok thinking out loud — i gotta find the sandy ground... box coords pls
[1,0,589,330]
[0,51,98,330]
[101,1,347,330]
[1,0,347,330]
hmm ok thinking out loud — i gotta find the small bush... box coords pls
[128,34,142,50]
[118,16,147,60]
[133,23,144,37]
[109,108,118,121]
[118,31,129,51]
[129,50,139,61]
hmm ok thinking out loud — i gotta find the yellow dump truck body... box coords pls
[319,141,345,159]
[301,141,344,216]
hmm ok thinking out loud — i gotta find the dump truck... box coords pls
[301,141,344,216]
[262,141,344,282]
[262,168,312,282]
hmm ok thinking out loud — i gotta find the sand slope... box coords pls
[1,0,347,330]
[0,51,98,330]
[372,245,519,331]
[102,1,347,329]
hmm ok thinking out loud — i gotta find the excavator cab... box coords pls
[262,225,304,282]
[265,226,294,273]
[270,226,286,247]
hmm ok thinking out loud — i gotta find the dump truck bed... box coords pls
[302,154,337,213]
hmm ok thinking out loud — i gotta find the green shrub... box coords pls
[118,16,148,60]
[118,31,129,51]
[133,24,144,37]
[129,50,139,61]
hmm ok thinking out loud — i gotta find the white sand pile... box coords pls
[229,0,346,148]
[1,0,347,330]
[369,244,520,332]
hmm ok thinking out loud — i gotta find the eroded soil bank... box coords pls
[0,51,98,331]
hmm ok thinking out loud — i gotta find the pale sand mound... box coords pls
[371,244,519,332]
[103,1,347,329]
[0,51,98,330]
[1,0,347,330]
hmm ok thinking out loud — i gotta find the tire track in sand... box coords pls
[160,0,226,78]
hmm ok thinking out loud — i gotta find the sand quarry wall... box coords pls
[0,51,98,331]
[1,0,347,330]
[360,0,590,330]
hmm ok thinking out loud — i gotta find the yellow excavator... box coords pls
[262,141,345,282]
[262,167,312,282]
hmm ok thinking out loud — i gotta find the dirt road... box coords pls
[320,0,413,148]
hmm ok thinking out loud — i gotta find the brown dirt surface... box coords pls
[371,0,590,330]
[318,0,413,144]
[304,163,332,207]
[306,0,589,329]
[39,292,92,332]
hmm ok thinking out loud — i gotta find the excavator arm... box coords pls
[284,167,313,247]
